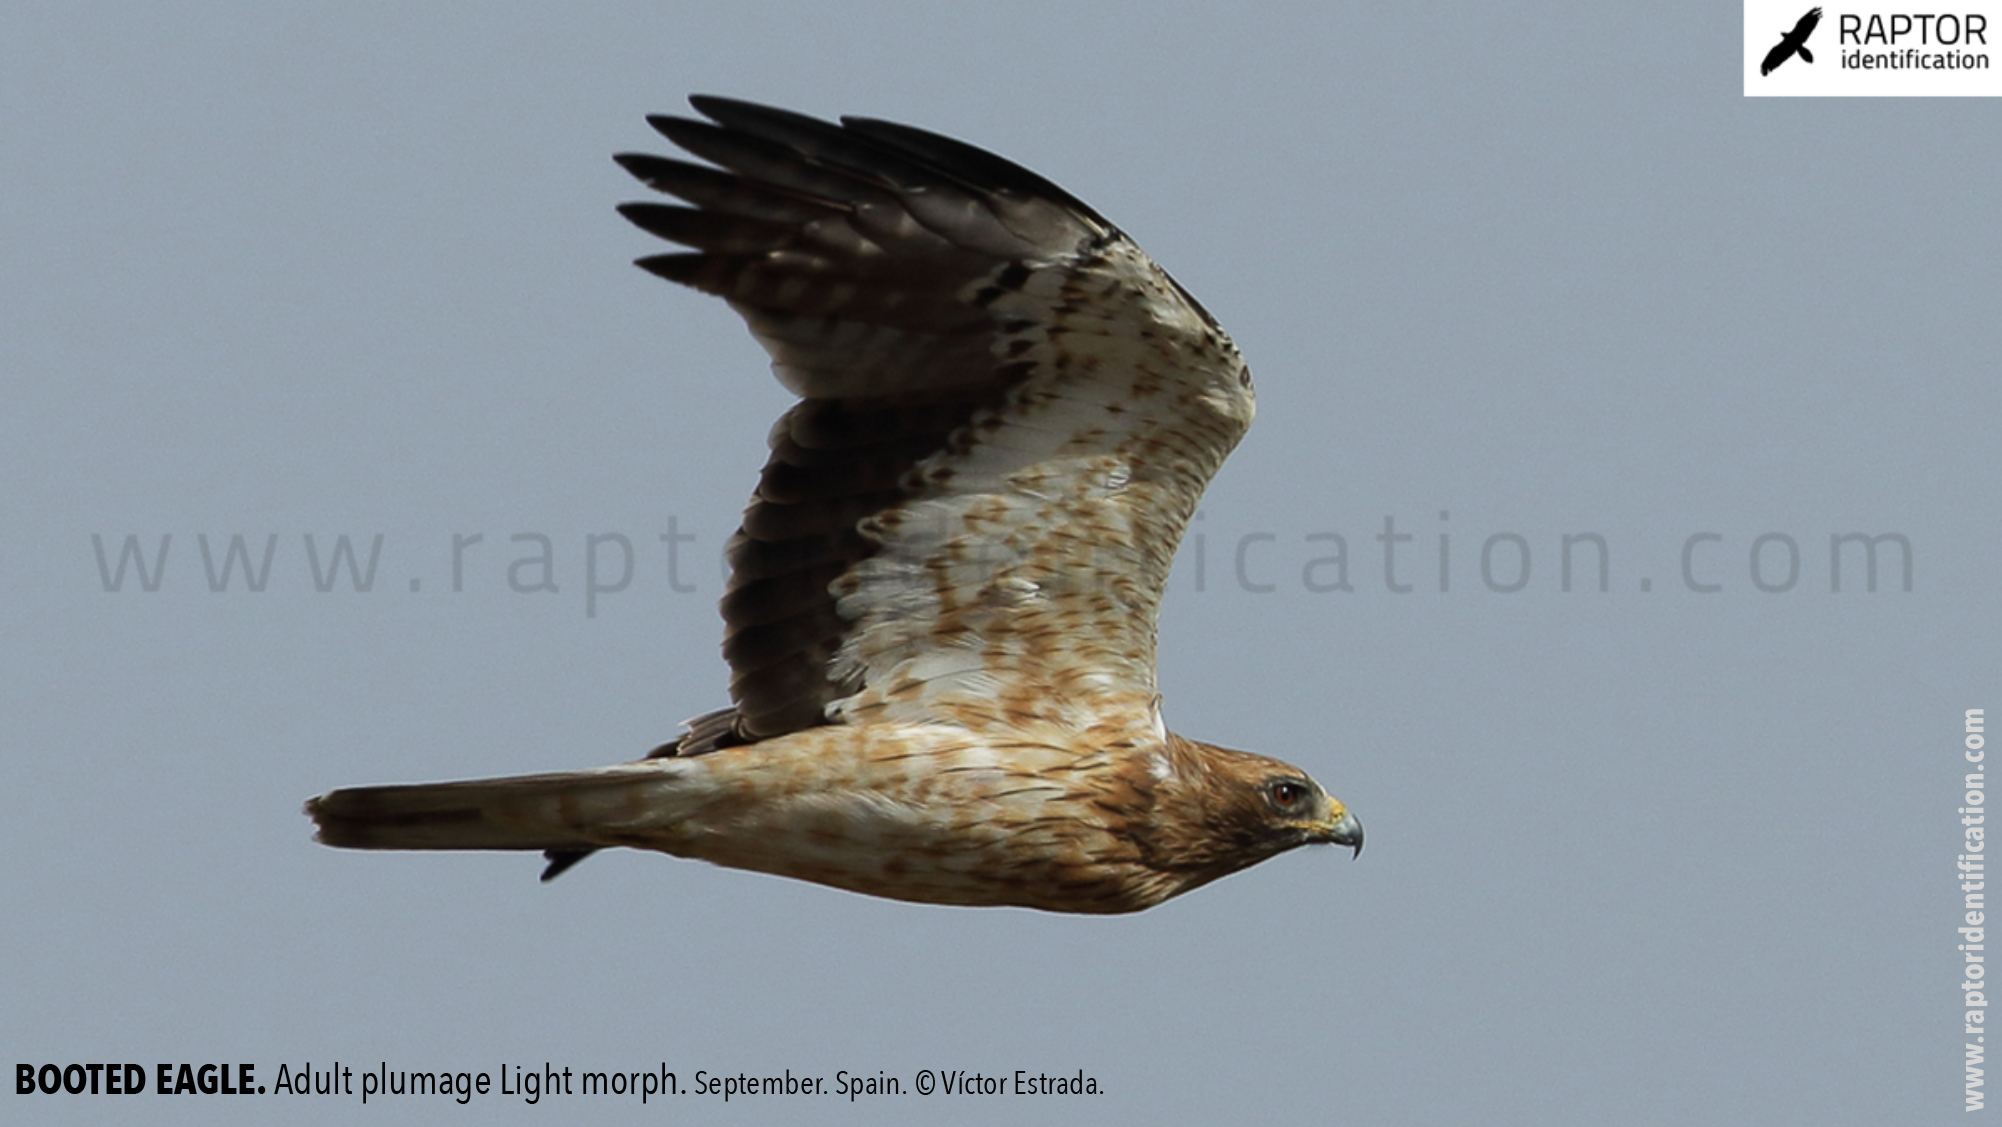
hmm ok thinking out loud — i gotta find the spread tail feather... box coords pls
[305,764,676,857]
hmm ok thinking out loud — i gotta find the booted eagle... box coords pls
[307,97,1360,913]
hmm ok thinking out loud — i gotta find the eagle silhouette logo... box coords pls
[1761,7,1823,75]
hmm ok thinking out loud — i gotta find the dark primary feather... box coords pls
[615,96,1118,741]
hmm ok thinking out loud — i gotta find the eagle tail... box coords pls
[1799,46,1814,64]
[306,763,679,858]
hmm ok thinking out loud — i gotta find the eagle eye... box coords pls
[1267,780,1309,811]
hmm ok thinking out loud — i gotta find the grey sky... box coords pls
[4,3,1996,1124]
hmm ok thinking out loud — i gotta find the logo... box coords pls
[1745,1,2000,95]
[1761,6,1824,74]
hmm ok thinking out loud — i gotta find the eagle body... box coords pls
[307,97,1361,912]
[315,718,1344,913]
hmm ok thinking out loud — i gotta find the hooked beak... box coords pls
[1322,807,1364,859]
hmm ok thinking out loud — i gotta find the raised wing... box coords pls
[618,97,1254,743]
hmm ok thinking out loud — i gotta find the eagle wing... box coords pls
[1760,39,1795,75]
[618,97,1254,744]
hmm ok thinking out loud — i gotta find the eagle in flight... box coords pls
[1761,7,1823,75]
[307,96,1361,913]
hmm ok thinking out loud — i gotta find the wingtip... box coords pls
[539,849,595,882]
[645,112,688,142]
[686,92,729,117]
[630,251,707,285]
[687,94,821,132]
